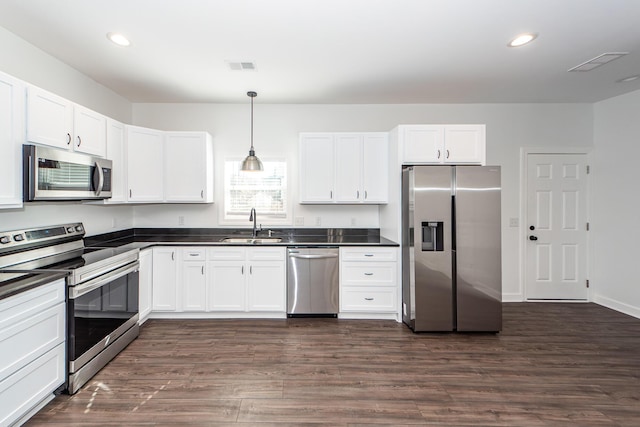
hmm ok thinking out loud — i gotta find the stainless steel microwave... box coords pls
[23,144,113,201]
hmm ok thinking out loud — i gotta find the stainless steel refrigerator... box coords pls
[402,165,502,332]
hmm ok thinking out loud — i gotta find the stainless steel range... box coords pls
[0,223,139,394]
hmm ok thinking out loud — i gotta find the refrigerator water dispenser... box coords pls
[421,221,443,251]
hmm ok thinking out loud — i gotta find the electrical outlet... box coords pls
[350,217,356,226]
[315,217,321,226]
[294,216,304,226]
[509,217,519,227]
[178,216,185,226]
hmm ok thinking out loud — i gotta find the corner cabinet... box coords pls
[164,132,214,203]
[0,71,25,209]
[126,125,164,202]
[300,132,389,204]
[397,124,485,165]
[26,85,106,157]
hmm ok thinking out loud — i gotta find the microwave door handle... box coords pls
[94,161,104,196]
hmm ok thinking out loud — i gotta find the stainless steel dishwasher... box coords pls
[287,247,339,317]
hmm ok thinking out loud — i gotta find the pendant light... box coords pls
[241,91,264,171]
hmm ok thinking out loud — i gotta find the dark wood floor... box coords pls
[27,303,640,426]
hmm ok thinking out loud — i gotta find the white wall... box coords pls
[591,89,640,318]
[133,102,593,299]
[0,26,131,122]
[0,26,134,236]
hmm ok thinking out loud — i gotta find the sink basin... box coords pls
[220,237,282,244]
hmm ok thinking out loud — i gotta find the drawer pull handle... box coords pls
[364,254,374,257]
[364,273,373,276]
[189,253,199,256]
[365,297,374,301]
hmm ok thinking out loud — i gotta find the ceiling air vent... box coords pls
[568,52,628,72]
[226,61,257,71]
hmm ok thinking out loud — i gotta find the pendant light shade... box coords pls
[241,91,264,171]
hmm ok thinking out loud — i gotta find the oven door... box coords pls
[67,261,139,380]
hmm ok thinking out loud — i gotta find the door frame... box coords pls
[519,147,592,302]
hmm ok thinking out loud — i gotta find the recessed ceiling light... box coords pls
[107,32,131,47]
[617,75,640,83]
[508,33,537,47]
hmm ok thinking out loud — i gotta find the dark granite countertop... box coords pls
[85,228,398,250]
[0,271,68,301]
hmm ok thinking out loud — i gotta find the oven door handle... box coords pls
[69,261,139,299]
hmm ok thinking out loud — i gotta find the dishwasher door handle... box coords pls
[288,253,338,260]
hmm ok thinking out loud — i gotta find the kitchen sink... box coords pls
[220,237,282,244]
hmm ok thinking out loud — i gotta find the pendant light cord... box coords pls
[248,91,257,154]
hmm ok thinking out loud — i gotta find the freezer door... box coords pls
[455,166,502,332]
[412,166,454,331]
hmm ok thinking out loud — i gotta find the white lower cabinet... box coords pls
[339,247,398,317]
[181,248,207,311]
[138,248,153,324]
[0,279,66,427]
[151,247,178,311]
[208,247,286,314]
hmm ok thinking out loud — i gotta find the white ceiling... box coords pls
[0,0,639,104]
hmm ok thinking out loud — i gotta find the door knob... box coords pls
[529,235,538,241]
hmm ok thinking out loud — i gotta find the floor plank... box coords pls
[26,303,640,426]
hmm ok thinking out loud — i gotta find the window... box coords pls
[223,159,288,223]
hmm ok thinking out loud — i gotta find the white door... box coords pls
[525,153,588,300]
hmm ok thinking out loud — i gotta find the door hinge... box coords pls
[586,222,590,231]
[586,165,590,174]
[586,279,590,288]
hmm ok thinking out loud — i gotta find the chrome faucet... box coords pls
[249,208,258,237]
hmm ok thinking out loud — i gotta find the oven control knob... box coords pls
[67,226,75,233]
[75,225,84,232]
[0,236,10,244]
[13,234,24,242]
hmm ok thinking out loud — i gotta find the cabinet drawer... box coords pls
[208,247,246,261]
[0,279,65,326]
[0,302,65,381]
[340,247,397,262]
[248,247,285,261]
[341,263,396,287]
[341,287,397,312]
[0,342,65,427]
[182,247,206,261]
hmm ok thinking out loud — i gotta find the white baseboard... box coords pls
[502,293,524,302]
[592,294,640,320]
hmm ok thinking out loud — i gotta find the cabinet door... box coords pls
[334,134,362,202]
[73,104,106,157]
[26,86,73,150]
[182,262,207,311]
[444,125,486,164]
[208,261,245,311]
[0,72,24,209]
[362,133,388,203]
[299,133,335,203]
[138,249,153,323]
[164,132,213,202]
[401,125,444,164]
[126,126,164,202]
[152,247,177,311]
[105,119,126,203]
[247,261,286,312]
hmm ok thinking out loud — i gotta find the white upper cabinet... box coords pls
[300,132,389,204]
[104,119,126,203]
[126,125,164,202]
[399,124,485,165]
[299,133,335,203]
[26,86,106,157]
[164,131,214,203]
[0,71,25,209]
